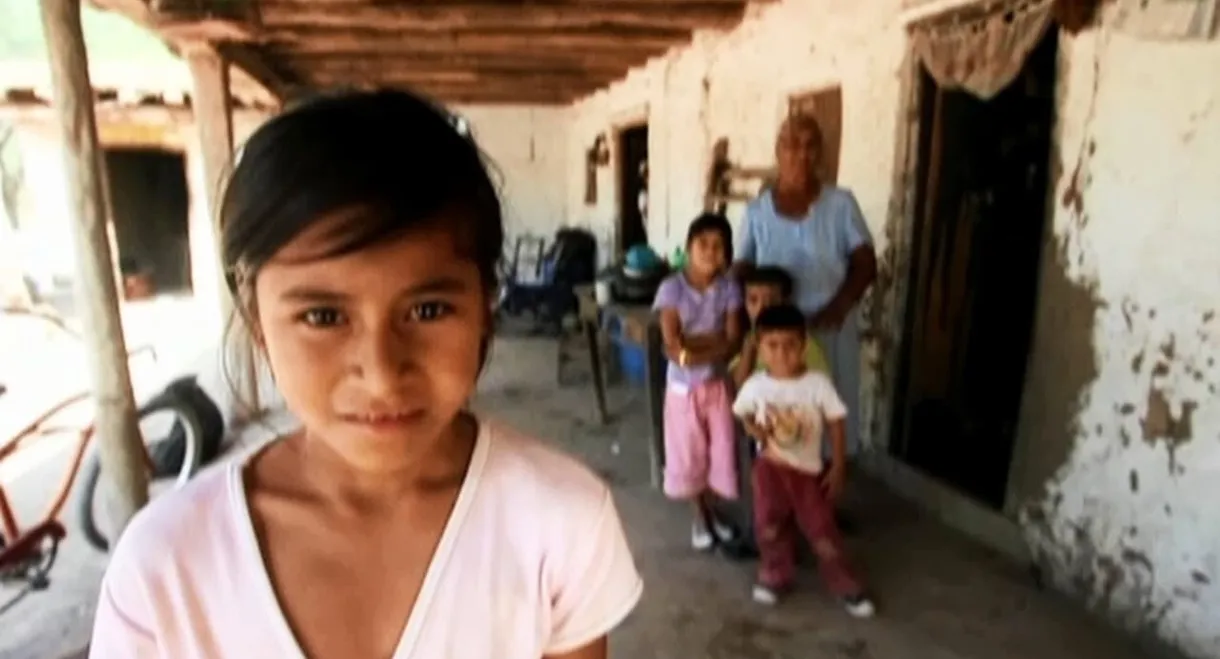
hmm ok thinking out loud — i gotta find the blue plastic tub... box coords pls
[604,315,648,385]
[611,335,647,385]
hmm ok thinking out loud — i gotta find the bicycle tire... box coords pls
[76,391,207,552]
[148,377,225,475]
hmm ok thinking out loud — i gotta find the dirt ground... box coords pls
[2,335,1155,659]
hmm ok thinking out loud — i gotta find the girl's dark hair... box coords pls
[755,304,806,335]
[685,212,733,264]
[740,266,794,299]
[220,88,503,311]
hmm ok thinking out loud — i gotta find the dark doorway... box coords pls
[890,28,1058,509]
[104,148,191,295]
[616,124,649,258]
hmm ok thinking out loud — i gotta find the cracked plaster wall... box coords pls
[1016,24,1220,659]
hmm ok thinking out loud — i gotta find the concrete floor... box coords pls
[481,338,1153,659]
[3,335,1153,659]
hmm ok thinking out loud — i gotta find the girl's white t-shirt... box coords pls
[89,422,643,658]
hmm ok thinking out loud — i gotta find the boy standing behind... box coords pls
[732,305,874,616]
[731,267,828,390]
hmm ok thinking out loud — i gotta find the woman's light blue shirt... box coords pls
[736,186,873,316]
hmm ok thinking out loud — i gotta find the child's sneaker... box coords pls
[751,583,780,605]
[842,593,876,618]
[711,517,739,544]
[691,523,715,551]
[835,510,857,536]
[717,536,759,562]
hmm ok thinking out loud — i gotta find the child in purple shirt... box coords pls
[653,213,744,551]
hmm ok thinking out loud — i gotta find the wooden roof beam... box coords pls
[85,0,292,104]
[285,52,651,76]
[349,82,597,106]
[277,45,671,64]
[217,42,303,102]
[255,1,746,32]
[306,68,620,89]
[262,26,692,56]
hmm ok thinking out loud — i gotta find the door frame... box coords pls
[858,35,1066,565]
[613,120,649,260]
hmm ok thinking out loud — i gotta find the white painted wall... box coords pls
[456,105,573,240]
[11,112,267,334]
[1020,27,1220,659]
[11,105,572,322]
[564,1,1220,656]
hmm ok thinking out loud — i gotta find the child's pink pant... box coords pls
[753,457,862,595]
[662,379,739,500]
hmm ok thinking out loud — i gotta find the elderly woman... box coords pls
[735,114,878,483]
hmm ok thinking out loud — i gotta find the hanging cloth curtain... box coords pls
[909,0,1056,101]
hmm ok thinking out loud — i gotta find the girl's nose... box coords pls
[351,328,412,395]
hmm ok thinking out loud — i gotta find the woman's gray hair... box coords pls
[776,113,825,175]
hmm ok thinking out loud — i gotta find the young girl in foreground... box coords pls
[89,90,642,659]
[653,213,743,551]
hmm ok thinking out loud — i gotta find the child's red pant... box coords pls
[752,457,863,595]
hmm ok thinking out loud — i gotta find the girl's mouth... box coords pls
[340,411,425,428]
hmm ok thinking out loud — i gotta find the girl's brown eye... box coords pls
[409,301,453,322]
[302,308,342,327]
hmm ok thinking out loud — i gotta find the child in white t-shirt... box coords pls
[732,304,874,616]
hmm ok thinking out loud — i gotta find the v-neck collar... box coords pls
[228,422,492,659]
[765,188,820,222]
[681,271,716,298]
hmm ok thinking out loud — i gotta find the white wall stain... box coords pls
[1023,24,1220,658]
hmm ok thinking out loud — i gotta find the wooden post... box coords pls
[38,0,148,533]
[644,321,666,489]
[186,44,262,417]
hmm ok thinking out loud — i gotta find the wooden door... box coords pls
[788,86,843,184]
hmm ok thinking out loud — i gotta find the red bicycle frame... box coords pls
[0,393,90,572]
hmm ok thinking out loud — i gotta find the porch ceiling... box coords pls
[92,0,764,106]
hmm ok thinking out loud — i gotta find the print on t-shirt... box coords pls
[732,371,847,475]
[757,401,823,473]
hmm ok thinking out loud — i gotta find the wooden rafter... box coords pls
[373,85,598,106]
[264,26,695,55]
[255,1,747,31]
[85,0,761,105]
[309,69,617,88]
[85,0,289,103]
[291,52,653,76]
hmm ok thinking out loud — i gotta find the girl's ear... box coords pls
[249,321,266,349]
[238,291,265,348]
[484,293,498,334]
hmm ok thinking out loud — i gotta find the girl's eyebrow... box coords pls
[280,286,346,303]
[404,276,469,296]
[279,276,469,303]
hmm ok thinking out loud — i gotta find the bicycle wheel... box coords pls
[76,390,206,552]
[145,377,225,476]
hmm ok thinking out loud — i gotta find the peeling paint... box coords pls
[1013,231,1101,506]
[1014,24,1220,659]
[1141,386,1197,474]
